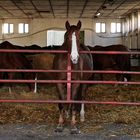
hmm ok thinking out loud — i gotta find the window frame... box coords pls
[111,22,121,33]
[95,22,106,33]
[47,30,66,46]
[18,23,29,34]
[2,23,14,34]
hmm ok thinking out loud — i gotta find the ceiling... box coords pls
[0,0,140,19]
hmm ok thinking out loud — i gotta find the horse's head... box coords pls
[64,20,81,64]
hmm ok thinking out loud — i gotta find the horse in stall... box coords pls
[0,41,35,93]
[88,44,131,82]
[53,21,93,134]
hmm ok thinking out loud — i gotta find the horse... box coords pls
[53,21,93,134]
[42,45,61,50]
[0,41,35,93]
[88,44,131,82]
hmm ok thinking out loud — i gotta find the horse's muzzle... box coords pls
[70,54,79,64]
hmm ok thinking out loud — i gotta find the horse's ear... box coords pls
[65,21,70,30]
[77,20,82,30]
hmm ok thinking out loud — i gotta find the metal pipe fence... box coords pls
[0,49,139,106]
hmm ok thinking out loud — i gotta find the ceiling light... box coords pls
[96,12,101,16]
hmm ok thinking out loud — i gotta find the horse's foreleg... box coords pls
[34,75,37,93]
[55,109,64,132]
[116,74,125,87]
[80,103,85,122]
[8,73,14,94]
[79,84,88,122]
[71,110,81,134]
[124,77,128,86]
[71,83,80,122]
[55,83,65,132]
[70,83,81,134]
[25,72,36,92]
[116,74,123,81]
[55,107,65,132]
[99,73,103,80]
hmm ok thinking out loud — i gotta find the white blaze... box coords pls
[70,32,79,64]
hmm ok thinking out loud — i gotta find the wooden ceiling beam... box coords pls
[106,0,127,17]
[0,5,14,17]
[79,0,88,18]
[30,0,43,18]
[122,1,140,17]
[11,0,30,18]
[48,0,55,18]
[66,0,69,18]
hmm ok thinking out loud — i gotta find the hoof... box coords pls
[65,111,69,119]
[55,124,64,132]
[70,126,81,134]
[80,116,85,122]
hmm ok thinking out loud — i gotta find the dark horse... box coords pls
[53,21,93,134]
[0,41,35,92]
[88,44,131,82]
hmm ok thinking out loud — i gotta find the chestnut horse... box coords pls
[53,21,93,134]
[88,44,131,82]
[0,41,35,92]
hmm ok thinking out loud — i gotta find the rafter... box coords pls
[11,0,30,18]
[92,0,107,18]
[30,0,43,18]
[0,0,139,19]
[122,1,140,17]
[79,0,88,18]
[48,0,55,18]
[66,0,69,18]
[106,0,127,17]
[0,5,14,17]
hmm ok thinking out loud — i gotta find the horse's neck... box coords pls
[80,44,88,51]
[61,42,68,49]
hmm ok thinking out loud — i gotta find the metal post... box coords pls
[67,53,71,101]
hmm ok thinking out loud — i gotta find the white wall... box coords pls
[93,18,122,46]
[0,18,32,46]
[122,11,140,50]
[0,18,123,47]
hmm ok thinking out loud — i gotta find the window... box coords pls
[3,23,14,34]
[18,23,29,33]
[95,22,106,33]
[111,22,121,33]
[47,30,66,46]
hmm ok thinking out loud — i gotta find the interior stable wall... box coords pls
[122,11,140,50]
[92,18,122,46]
[0,18,122,47]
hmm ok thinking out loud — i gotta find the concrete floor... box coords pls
[0,123,139,140]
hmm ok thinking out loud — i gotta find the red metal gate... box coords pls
[0,49,140,106]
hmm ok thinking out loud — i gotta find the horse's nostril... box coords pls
[71,56,79,64]
[73,60,78,64]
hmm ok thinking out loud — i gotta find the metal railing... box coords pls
[0,49,139,106]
